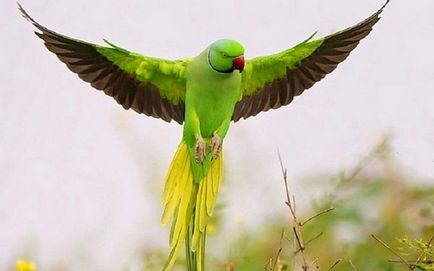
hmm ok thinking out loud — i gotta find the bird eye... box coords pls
[222,53,227,57]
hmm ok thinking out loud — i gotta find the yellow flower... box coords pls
[16,260,36,271]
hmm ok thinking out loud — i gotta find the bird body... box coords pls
[183,42,244,182]
[161,43,245,270]
[184,48,241,143]
[19,1,389,270]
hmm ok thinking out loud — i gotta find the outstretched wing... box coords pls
[233,0,389,122]
[19,4,187,124]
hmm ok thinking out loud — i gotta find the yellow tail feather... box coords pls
[161,141,222,271]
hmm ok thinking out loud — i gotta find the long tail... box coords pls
[161,141,222,271]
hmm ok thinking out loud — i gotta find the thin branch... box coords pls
[271,229,285,271]
[389,260,433,264]
[301,207,335,226]
[294,232,324,255]
[278,152,309,270]
[371,234,413,269]
[304,232,324,248]
[349,259,357,271]
[427,234,434,246]
[292,226,304,251]
[278,151,334,270]
[327,259,342,271]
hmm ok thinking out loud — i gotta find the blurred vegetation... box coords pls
[138,136,433,271]
[13,137,433,271]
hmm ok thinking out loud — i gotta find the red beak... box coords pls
[233,55,245,72]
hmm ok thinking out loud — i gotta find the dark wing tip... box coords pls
[381,0,391,12]
[372,0,390,19]
[18,3,36,26]
[18,3,51,35]
[324,0,389,41]
[365,0,390,23]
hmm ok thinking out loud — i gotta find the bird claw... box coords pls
[195,137,206,163]
[211,133,221,159]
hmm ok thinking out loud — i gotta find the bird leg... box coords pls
[211,133,222,159]
[195,136,206,163]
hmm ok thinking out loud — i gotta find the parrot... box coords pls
[19,1,389,270]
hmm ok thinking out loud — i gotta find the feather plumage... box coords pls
[162,141,222,271]
[232,0,389,121]
[18,3,186,124]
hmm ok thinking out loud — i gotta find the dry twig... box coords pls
[371,234,413,269]
[301,208,335,227]
[327,259,341,271]
[278,152,309,270]
[277,151,337,271]
[271,230,285,271]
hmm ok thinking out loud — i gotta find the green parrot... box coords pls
[19,1,388,270]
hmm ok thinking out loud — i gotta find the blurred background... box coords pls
[1,0,433,270]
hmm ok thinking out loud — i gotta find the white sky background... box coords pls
[1,0,433,270]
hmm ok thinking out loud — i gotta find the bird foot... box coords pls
[195,137,206,163]
[211,133,222,159]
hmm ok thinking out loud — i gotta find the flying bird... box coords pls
[19,1,389,270]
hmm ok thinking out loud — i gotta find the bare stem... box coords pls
[271,229,285,271]
[301,208,335,227]
[277,150,335,271]
[294,232,323,255]
[278,151,309,270]
[371,234,413,269]
[349,259,357,271]
[327,259,342,271]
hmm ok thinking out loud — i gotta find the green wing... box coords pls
[233,0,389,122]
[19,4,187,124]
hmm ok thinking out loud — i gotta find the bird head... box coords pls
[208,39,245,73]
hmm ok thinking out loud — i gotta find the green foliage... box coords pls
[396,236,434,271]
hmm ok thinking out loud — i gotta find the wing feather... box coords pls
[20,4,186,124]
[233,0,389,122]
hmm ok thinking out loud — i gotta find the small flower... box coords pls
[16,260,36,271]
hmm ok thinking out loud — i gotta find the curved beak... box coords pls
[233,55,245,72]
